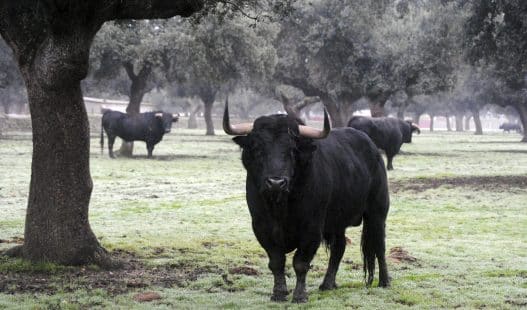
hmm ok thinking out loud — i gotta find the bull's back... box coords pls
[313,128,386,228]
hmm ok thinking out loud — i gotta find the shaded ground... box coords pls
[390,175,527,193]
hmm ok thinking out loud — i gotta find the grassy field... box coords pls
[0,127,526,309]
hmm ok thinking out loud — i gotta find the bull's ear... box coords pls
[233,136,251,148]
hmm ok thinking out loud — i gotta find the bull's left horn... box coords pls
[223,98,253,136]
[298,108,331,139]
[155,112,163,118]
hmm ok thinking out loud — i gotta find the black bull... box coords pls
[224,103,390,303]
[100,110,179,158]
[348,116,421,170]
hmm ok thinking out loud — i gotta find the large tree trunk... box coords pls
[513,103,527,142]
[321,95,345,127]
[472,109,483,135]
[429,114,435,132]
[455,113,464,131]
[465,116,472,131]
[446,115,452,131]
[369,101,386,117]
[188,104,201,129]
[199,90,217,136]
[413,113,422,125]
[2,29,112,267]
[120,62,152,157]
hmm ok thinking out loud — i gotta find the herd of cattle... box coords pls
[98,105,521,303]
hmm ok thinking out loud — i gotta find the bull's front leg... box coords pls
[292,240,320,303]
[267,249,288,302]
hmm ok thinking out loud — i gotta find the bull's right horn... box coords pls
[223,98,253,136]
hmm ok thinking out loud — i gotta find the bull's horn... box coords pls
[172,113,180,118]
[155,112,163,118]
[223,97,253,136]
[412,123,421,134]
[298,108,331,139]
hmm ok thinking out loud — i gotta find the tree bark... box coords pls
[455,113,464,131]
[446,115,452,131]
[199,89,217,136]
[0,26,112,266]
[513,103,527,142]
[472,109,483,135]
[188,104,201,129]
[429,114,435,132]
[464,116,472,131]
[321,95,345,127]
[119,62,152,157]
[413,113,422,125]
[397,105,405,120]
[369,101,386,117]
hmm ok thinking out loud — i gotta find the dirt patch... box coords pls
[0,250,223,295]
[133,291,162,302]
[390,175,527,193]
[388,247,418,264]
[228,266,259,276]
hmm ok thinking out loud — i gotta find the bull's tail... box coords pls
[100,118,104,155]
[361,214,390,287]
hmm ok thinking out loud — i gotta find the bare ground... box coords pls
[0,249,257,296]
[390,175,527,193]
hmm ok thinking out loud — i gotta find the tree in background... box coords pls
[164,12,277,135]
[465,0,527,141]
[0,39,24,114]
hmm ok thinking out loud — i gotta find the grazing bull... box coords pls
[499,122,523,133]
[224,103,390,303]
[100,110,179,158]
[347,116,420,170]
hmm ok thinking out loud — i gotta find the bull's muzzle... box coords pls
[265,177,289,192]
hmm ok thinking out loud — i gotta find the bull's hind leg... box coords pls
[362,181,390,287]
[319,233,346,290]
[108,135,116,158]
[266,249,288,302]
[292,240,320,303]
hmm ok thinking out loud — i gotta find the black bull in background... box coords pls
[100,110,179,158]
[347,116,421,170]
[224,103,390,303]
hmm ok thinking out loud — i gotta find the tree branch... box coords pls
[107,0,204,20]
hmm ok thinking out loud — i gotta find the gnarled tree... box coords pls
[0,0,202,266]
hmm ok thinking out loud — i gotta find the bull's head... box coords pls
[155,112,179,133]
[224,100,331,203]
[404,120,421,143]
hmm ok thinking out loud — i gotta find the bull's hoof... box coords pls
[319,282,337,291]
[270,293,288,302]
[378,278,391,288]
[292,293,308,303]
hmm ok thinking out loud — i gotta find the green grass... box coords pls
[1,128,527,309]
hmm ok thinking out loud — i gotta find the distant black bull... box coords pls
[499,122,523,133]
[224,103,390,303]
[100,110,179,158]
[348,116,421,170]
